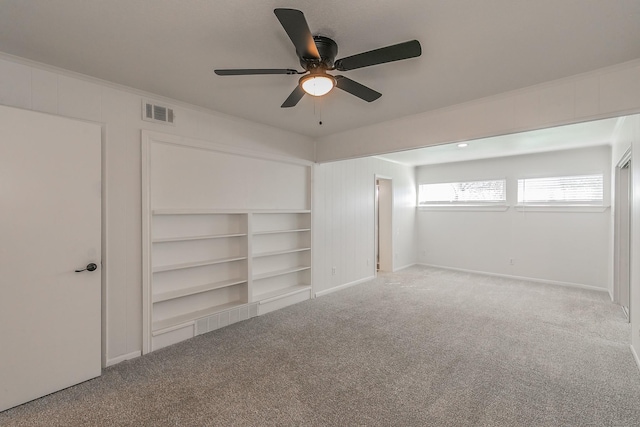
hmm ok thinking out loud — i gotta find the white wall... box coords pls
[2,48,635,365]
[316,59,640,162]
[611,115,640,361]
[417,146,612,290]
[313,157,417,295]
[0,54,315,366]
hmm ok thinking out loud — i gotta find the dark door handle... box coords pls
[75,263,98,273]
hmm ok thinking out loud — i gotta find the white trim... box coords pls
[418,263,609,293]
[418,204,510,212]
[152,208,311,215]
[100,124,109,369]
[258,286,311,305]
[371,155,407,166]
[616,146,632,169]
[631,345,640,374]
[143,130,312,167]
[514,205,609,213]
[151,321,196,337]
[106,351,141,367]
[393,263,417,272]
[315,275,376,298]
[141,137,152,355]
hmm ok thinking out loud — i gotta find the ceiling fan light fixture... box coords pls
[300,74,336,96]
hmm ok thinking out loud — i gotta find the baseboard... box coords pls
[630,345,640,374]
[106,350,141,367]
[393,263,417,272]
[315,275,376,298]
[418,263,609,294]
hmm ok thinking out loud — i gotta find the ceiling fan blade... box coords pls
[214,68,300,76]
[274,8,320,60]
[334,40,422,71]
[281,85,306,108]
[335,76,381,102]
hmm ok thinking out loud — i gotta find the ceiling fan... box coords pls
[214,8,422,108]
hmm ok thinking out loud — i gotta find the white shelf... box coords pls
[153,209,310,215]
[146,209,311,352]
[153,233,246,243]
[152,301,244,332]
[153,278,247,303]
[153,209,247,215]
[252,247,311,258]
[253,284,311,303]
[253,228,311,235]
[251,210,311,214]
[253,265,311,281]
[153,256,247,273]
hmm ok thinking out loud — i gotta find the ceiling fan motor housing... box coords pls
[300,36,338,70]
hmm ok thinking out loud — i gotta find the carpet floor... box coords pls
[2,266,640,426]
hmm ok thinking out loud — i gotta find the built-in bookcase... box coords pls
[144,209,311,352]
[251,212,311,302]
[142,133,312,354]
[150,212,249,332]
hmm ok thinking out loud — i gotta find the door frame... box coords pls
[374,175,393,275]
[614,148,632,319]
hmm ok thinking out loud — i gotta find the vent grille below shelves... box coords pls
[194,303,258,336]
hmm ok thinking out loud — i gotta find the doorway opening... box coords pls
[614,149,632,321]
[375,177,393,273]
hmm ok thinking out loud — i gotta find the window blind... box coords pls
[418,179,506,204]
[517,174,603,204]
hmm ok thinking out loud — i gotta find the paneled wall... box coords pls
[0,54,315,366]
[416,146,612,290]
[313,157,417,295]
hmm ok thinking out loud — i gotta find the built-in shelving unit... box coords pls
[142,134,314,354]
[149,211,249,343]
[251,212,312,304]
[145,209,311,352]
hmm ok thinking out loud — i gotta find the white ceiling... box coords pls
[375,117,621,166]
[1,0,639,139]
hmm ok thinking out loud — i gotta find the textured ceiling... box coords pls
[0,0,639,138]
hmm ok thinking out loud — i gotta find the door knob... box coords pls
[75,263,98,273]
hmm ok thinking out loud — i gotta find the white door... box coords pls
[0,105,102,412]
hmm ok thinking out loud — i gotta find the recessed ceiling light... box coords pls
[457,143,468,148]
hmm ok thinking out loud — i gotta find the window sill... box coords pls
[514,204,610,213]
[418,204,510,212]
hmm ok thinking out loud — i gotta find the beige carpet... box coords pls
[2,266,640,426]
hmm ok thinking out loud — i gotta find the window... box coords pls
[517,174,603,205]
[418,179,506,205]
